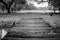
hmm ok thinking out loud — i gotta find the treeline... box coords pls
[0,0,60,13]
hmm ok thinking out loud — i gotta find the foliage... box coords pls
[0,0,15,13]
[49,0,60,10]
[0,0,27,13]
[13,0,26,11]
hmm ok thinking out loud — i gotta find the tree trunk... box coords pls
[5,6,10,13]
[7,8,10,13]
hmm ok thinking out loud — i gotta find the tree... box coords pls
[14,0,26,11]
[0,0,15,13]
[49,0,60,10]
[0,0,27,13]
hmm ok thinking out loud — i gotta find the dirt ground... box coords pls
[1,13,60,40]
